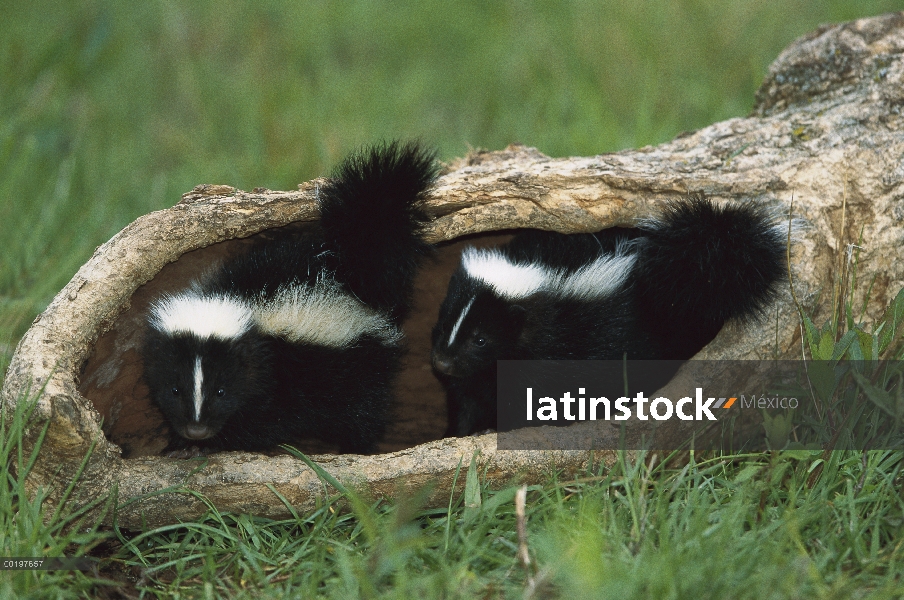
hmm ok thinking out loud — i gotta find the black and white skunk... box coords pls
[431,197,787,436]
[142,141,438,455]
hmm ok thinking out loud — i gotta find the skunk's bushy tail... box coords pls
[634,196,787,357]
[318,140,439,321]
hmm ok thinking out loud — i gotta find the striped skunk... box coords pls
[431,197,787,436]
[142,141,438,455]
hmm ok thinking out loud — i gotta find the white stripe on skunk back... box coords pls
[461,248,550,299]
[556,245,637,301]
[461,244,637,301]
[149,293,254,340]
[150,280,401,349]
[255,279,402,347]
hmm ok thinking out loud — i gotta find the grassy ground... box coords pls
[3,397,903,598]
[3,1,904,597]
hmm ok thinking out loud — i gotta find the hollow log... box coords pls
[2,13,903,529]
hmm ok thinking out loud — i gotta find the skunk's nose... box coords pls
[432,354,456,376]
[184,424,212,440]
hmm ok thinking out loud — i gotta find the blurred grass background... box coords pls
[1,0,902,369]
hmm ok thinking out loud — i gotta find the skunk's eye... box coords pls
[474,337,487,347]
[216,388,225,397]
[171,387,180,396]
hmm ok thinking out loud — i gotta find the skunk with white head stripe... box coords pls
[142,141,437,455]
[431,197,787,436]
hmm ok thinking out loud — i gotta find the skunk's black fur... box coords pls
[142,141,438,454]
[431,197,787,436]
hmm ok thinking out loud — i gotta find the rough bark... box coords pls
[2,13,903,528]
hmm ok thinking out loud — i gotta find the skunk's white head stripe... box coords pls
[193,355,203,421]
[149,293,253,340]
[461,248,549,299]
[255,279,402,348]
[447,296,475,346]
[460,243,636,301]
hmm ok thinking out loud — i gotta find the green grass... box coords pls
[0,392,115,599]
[5,420,903,598]
[3,1,904,597]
